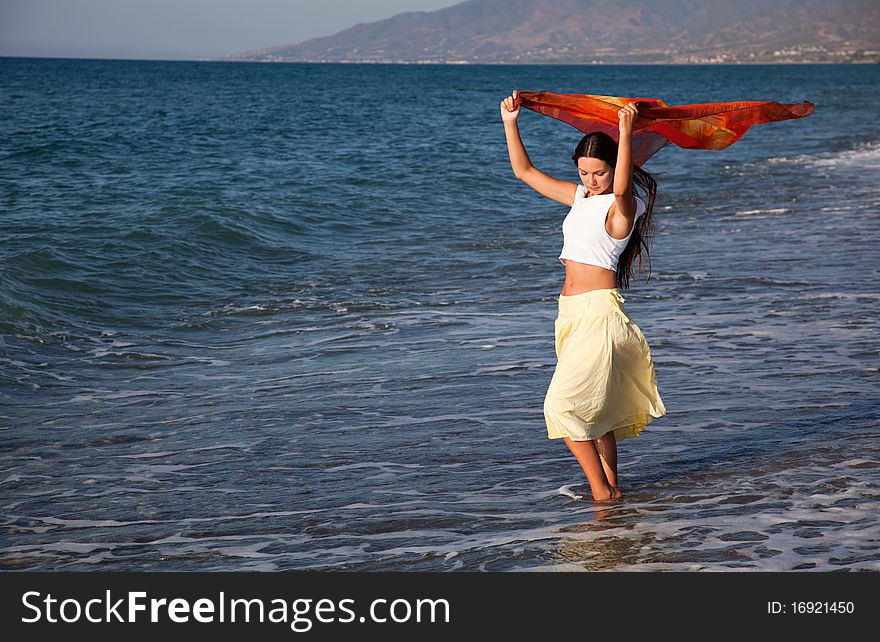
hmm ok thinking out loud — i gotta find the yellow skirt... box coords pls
[543,288,666,442]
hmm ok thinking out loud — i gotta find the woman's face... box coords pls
[577,157,614,196]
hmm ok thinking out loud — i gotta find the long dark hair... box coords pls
[571,132,658,291]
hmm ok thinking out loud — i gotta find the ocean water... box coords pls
[1,58,878,571]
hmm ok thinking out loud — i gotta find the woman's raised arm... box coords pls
[501,90,577,207]
[613,102,638,217]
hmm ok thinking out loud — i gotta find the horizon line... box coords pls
[2,55,875,66]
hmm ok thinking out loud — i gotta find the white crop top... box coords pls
[558,186,646,272]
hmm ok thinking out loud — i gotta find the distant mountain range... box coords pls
[223,0,880,64]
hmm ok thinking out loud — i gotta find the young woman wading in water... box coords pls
[500,89,667,503]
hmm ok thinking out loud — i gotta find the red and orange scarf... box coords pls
[517,91,814,165]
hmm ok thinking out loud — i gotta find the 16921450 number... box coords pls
[791,602,854,614]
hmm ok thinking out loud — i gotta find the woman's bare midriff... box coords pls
[561,259,617,295]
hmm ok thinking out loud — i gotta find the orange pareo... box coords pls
[517,91,814,165]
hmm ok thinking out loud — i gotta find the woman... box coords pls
[500,89,667,502]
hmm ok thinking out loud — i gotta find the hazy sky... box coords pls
[0,0,462,60]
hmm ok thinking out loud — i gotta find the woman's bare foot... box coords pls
[591,485,622,502]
